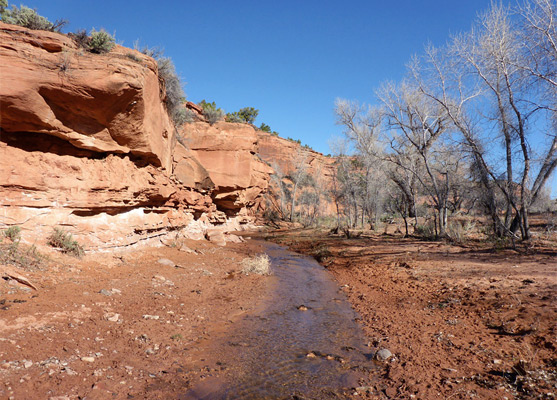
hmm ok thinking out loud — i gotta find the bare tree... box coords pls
[412,2,556,240]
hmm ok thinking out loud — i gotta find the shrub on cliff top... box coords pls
[198,100,224,125]
[226,107,259,125]
[157,56,186,125]
[135,43,186,127]
[0,1,67,32]
[88,29,115,54]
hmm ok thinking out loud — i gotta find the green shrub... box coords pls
[3,226,21,241]
[204,108,224,124]
[414,222,436,240]
[88,29,115,54]
[47,227,84,257]
[226,107,259,124]
[225,112,243,123]
[198,100,224,124]
[0,2,67,32]
[259,123,272,132]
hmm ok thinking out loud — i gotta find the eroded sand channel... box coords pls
[183,241,376,399]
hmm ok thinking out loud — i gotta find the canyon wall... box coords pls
[0,23,269,249]
[256,132,337,218]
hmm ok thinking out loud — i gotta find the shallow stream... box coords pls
[182,241,375,399]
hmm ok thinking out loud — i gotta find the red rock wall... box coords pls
[256,132,338,217]
[180,122,273,215]
[0,23,269,249]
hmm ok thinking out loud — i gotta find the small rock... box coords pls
[297,305,309,311]
[99,289,112,297]
[205,229,227,247]
[356,386,373,394]
[23,360,33,369]
[145,348,155,355]
[306,352,317,359]
[158,258,176,268]
[111,288,121,295]
[104,313,120,322]
[81,356,95,363]
[375,348,393,361]
[142,315,160,320]
[179,244,195,253]
[493,359,502,364]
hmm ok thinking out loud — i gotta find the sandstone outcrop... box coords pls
[256,132,337,216]
[0,23,270,249]
[180,122,273,215]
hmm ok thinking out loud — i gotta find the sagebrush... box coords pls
[47,227,84,257]
[88,29,115,54]
[0,1,67,32]
[3,226,21,241]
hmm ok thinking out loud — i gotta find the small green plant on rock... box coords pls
[47,227,84,257]
[3,226,21,241]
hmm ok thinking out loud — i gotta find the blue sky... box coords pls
[15,0,557,197]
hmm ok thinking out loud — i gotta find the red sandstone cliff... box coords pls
[0,23,269,249]
[256,132,337,218]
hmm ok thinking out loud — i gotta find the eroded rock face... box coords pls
[181,122,273,215]
[0,23,175,170]
[256,132,337,215]
[0,23,270,249]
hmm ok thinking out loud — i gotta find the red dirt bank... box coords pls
[0,239,269,399]
[269,229,556,400]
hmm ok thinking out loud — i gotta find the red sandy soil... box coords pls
[0,238,270,400]
[1,226,555,400]
[268,228,556,399]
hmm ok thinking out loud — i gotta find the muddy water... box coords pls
[183,241,375,399]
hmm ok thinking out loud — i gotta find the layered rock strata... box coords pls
[0,23,268,249]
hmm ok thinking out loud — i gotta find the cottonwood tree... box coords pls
[412,1,556,240]
[377,81,460,236]
[334,100,390,228]
[287,149,310,222]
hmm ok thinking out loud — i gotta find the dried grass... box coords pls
[240,254,271,275]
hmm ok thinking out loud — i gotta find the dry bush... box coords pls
[240,254,271,275]
[47,227,84,257]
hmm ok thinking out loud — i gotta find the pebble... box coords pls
[297,305,309,311]
[23,360,33,369]
[179,244,195,253]
[375,348,393,361]
[99,289,113,297]
[81,356,95,363]
[104,313,120,322]
[158,258,176,267]
[355,386,373,394]
[143,315,160,320]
